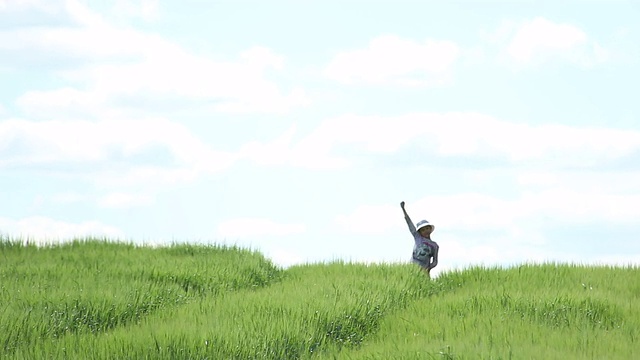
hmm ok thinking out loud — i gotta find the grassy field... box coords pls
[1,238,638,359]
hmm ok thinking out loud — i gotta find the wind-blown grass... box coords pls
[1,238,281,358]
[335,264,640,360]
[1,238,638,359]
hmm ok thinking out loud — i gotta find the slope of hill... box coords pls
[1,238,638,359]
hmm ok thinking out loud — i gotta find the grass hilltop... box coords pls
[1,238,639,359]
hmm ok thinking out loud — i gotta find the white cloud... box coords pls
[0,13,156,59]
[240,46,285,70]
[492,17,609,67]
[334,195,519,237]
[111,0,159,21]
[97,192,153,208]
[213,87,310,114]
[48,191,152,208]
[517,170,640,194]
[515,171,559,187]
[335,204,399,235]
[415,193,528,231]
[2,1,307,115]
[217,218,306,239]
[240,124,297,166]
[521,189,640,224]
[240,123,349,170]
[325,35,460,86]
[0,117,237,187]
[17,87,107,118]
[14,48,309,116]
[242,112,640,170]
[437,237,547,267]
[507,17,587,62]
[50,192,87,204]
[66,45,293,104]
[0,215,123,243]
[0,0,56,12]
[337,184,640,238]
[430,190,639,229]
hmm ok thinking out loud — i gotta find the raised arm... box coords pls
[400,201,417,235]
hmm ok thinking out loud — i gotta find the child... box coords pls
[401,201,439,276]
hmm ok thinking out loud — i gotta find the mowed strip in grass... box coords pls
[2,238,639,359]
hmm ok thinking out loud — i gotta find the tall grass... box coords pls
[1,237,281,358]
[1,238,638,359]
[334,264,640,360]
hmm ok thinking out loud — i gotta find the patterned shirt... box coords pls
[405,214,439,269]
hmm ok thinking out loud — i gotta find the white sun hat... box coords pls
[415,219,434,231]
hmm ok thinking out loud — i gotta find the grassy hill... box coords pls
[1,238,638,359]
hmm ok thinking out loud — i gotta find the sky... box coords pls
[1,0,639,275]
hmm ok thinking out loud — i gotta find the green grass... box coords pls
[338,265,640,359]
[1,237,638,359]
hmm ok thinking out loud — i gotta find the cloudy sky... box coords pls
[1,0,639,274]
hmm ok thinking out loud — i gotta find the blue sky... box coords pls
[1,0,639,275]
